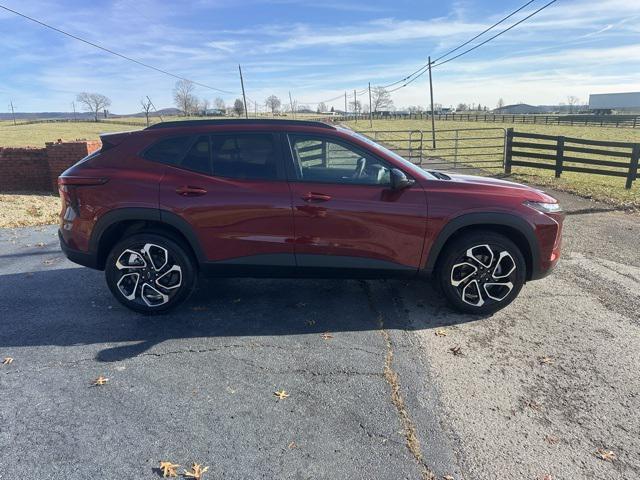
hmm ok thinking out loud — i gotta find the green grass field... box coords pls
[345,119,640,209]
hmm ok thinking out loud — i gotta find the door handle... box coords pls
[176,186,207,197]
[301,192,331,202]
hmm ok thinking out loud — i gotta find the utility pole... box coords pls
[238,64,248,119]
[344,91,347,117]
[368,82,373,128]
[9,100,16,126]
[353,89,357,123]
[289,91,295,119]
[428,56,436,148]
[71,101,77,122]
[146,95,163,122]
[255,100,257,117]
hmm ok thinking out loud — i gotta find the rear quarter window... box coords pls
[143,136,191,165]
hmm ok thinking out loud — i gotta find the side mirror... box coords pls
[390,168,415,190]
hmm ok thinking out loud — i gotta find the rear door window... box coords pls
[180,136,211,174]
[212,134,280,180]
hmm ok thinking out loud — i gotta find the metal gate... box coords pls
[360,127,507,172]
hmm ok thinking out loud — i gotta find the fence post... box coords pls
[504,128,514,174]
[453,129,459,168]
[555,136,565,178]
[626,144,639,189]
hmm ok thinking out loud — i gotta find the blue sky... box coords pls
[1,0,639,113]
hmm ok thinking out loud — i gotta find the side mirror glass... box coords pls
[390,168,415,190]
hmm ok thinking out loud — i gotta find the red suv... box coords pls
[58,119,563,314]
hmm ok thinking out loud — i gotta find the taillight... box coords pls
[58,176,108,186]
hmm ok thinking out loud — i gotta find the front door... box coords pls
[158,132,295,267]
[286,133,427,272]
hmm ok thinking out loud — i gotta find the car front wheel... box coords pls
[105,233,197,314]
[438,231,526,314]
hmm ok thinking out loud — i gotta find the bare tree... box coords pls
[265,95,281,114]
[496,98,505,109]
[456,103,468,111]
[173,80,196,116]
[140,97,153,127]
[233,98,245,116]
[349,99,362,114]
[76,92,111,122]
[567,95,580,114]
[200,98,210,116]
[214,97,225,111]
[370,87,393,112]
[317,101,327,113]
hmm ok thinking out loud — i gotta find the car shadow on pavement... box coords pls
[0,267,487,363]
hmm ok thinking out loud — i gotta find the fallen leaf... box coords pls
[42,259,55,265]
[320,332,333,340]
[539,475,553,480]
[305,319,316,326]
[288,441,297,449]
[35,242,46,248]
[159,461,180,478]
[295,302,307,308]
[594,448,616,462]
[449,345,463,356]
[539,356,554,365]
[2,357,14,365]
[92,375,109,386]
[545,434,560,444]
[184,463,209,479]
[527,400,543,411]
[232,298,241,303]
[274,389,290,400]
[443,475,455,480]
[435,329,448,337]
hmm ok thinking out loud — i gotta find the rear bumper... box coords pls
[59,229,99,269]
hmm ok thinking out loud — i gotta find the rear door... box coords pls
[285,133,428,272]
[157,132,295,267]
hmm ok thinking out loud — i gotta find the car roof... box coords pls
[145,119,336,131]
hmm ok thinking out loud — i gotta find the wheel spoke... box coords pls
[466,244,494,268]
[141,243,168,272]
[492,251,516,279]
[156,265,182,290]
[461,279,485,307]
[483,281,514,301]
[115,250,147,270]
[451,262,478,287]
[140,282,169,307]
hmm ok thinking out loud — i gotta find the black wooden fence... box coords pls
[504,128,639,189]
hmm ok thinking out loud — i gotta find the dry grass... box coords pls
[0,193,60,227]
[345,119,640,209]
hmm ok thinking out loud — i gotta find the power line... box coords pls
[387,0,557,93]
[380,0,539,90]
[0,4,236,94]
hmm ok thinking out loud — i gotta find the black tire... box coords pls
[438,231,526,315]
[105,233,197,314]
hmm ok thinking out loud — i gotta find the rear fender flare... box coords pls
[90,208,206,264]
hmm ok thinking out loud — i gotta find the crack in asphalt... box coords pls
[361,281,436,480]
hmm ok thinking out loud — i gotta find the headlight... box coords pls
[523,200,562,213]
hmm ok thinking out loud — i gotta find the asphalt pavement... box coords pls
[0,188,638,480]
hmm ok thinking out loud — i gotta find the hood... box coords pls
[426,171,557,203]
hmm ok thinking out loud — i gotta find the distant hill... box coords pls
[0,108,181,121]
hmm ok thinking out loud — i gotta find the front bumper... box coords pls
[59,229,99,269]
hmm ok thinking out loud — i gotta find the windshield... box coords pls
[338,128,436,180]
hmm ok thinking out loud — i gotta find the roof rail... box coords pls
[145,118,336,130]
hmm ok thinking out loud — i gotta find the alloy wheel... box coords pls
[114,243,183,308]
[450,244,517,308]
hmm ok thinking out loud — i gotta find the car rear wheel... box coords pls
[105,233,196,314]
[438,231,526,314]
